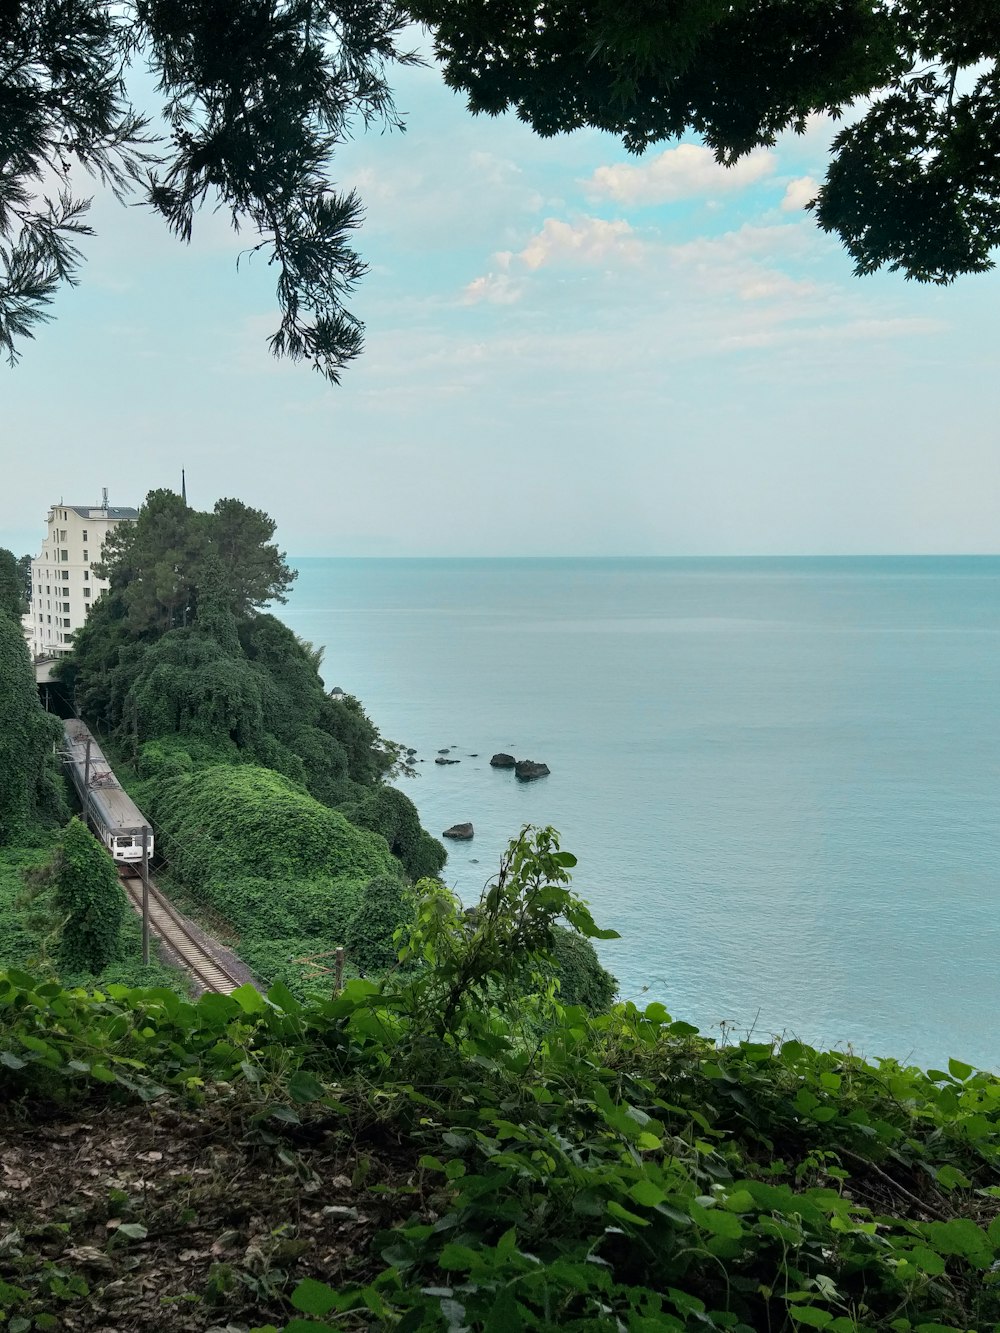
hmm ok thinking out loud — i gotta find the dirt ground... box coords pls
[0,1097,426,1332]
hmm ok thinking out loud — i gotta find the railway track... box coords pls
[118,866,243,995]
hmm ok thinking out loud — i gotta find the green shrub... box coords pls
[53,818,125,973]
[344,876,414,975]
[341,786,446,881]
[550,924,618,1012]
[150,764,399,886]
[0,613,66,844]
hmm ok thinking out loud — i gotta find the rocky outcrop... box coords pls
[443,822,474,841]
[435,756,460,765]
[515,760,550,782]
[490,753,516,768]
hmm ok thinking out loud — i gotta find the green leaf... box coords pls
[790,1308,832,1329]
[291,1277,341,1316]
[630,1179,666,1208]
[935,1164,971,1191]
[268,1104,300,1124]
[288,1069,325,1103]
[232,983,267,1014]
[721,1189,755,1214]
[438,1243,479,1271]
[948,1057,974,1082]
[116,1223,148,1241]
[689,1202,744,1239]
[0,1050,26,1069]
[908,1246,946,1277]
[607,1199,650,1227]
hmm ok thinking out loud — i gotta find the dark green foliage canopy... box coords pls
[416,0,1000,284]
[52,816,124,973]
[0,610,64,845]
[63,487,440,888]
[94,488,295,635]
[2,2,995,380]
[0,548,25,618]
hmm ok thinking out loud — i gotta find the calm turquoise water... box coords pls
[280,557,1000,1072]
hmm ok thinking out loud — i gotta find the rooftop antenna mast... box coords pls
[101,487,108,513]
[181,468,187,504]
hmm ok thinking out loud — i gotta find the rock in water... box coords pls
[437,748,452,754]
[435,756,460,765]
[443,822,474,840]
[490,753,516,768]
[515,760,550,782]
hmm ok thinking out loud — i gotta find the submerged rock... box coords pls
[490,753,516,768]
[435,756,460,765]
[515,760,550,782]
[443,822,474,841]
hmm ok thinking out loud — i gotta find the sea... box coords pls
[280,557,1000,1073]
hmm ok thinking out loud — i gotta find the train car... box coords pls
[62,719,154,862]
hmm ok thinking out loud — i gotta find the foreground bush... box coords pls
[4,830,994,1332]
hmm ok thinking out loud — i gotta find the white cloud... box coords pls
[585,144,774,206]
[517,217,641,270]
[781,176,819,212]
[462,273,522,305]
[670,222,818,267]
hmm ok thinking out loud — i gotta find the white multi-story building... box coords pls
[29,492,138,658]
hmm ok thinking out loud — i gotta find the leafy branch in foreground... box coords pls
[1,0,420,380]
[397,824,619,1038]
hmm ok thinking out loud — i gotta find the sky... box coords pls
[3,42,1000,559]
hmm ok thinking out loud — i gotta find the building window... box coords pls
[82,550,88,561]
[84,587,91,598]
[63,618,70,628]
[63,602,70,613]
[62,571,69,581]
[46,615,50,623]
[60,549,68,561]
[82,530,88,542]
[83,570,89,582]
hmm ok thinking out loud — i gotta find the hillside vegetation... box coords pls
[1,830,998,1333]
[2,503,615,1007]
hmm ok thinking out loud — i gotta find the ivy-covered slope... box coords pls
[0,608,65,844]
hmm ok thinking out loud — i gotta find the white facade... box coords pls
[29,499,138,658]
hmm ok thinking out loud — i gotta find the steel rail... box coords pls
[118,867,243,995]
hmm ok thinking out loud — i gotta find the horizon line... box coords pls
[286,552,1000,561]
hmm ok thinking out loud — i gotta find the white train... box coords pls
[62,719,154,862]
